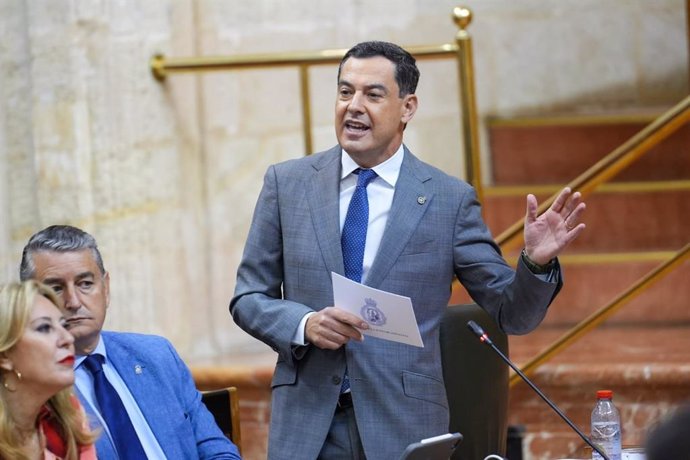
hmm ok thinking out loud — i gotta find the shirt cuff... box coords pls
[291,311,316,346]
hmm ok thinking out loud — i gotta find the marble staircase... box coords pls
[477,112,690,459]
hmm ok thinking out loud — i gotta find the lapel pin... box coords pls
[134,364,143,375]
[417,196,426,205]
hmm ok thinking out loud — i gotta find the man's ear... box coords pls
[401,94,418,124]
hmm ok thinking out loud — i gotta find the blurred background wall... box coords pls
[0,0,687,365]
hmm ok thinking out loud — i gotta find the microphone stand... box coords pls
[467,320,610,460]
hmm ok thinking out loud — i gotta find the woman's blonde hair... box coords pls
[0,281,96,460]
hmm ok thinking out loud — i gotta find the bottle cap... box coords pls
[597,390,613,399]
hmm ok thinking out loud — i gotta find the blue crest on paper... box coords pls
[360,298,386,326]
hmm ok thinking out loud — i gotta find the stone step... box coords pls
[451,257,690,326]
[507,324,690,459]
[488,114,690,185]
[542,258,690,326]
[481,186,690,253]
[453,184,690,327]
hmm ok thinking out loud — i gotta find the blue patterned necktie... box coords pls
[342,168,378,283]
[83,354,147,459]
[340,168,377,393]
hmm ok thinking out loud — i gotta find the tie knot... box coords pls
[83,354,105,375]
[356,169,377,188]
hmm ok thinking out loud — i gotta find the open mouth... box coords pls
[345,120,370,133]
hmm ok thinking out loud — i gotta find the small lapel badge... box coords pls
[134,364,143,375]
[417,196,426,205]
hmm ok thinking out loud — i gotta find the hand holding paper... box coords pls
[332,272,424,347]
[305,306,369,350]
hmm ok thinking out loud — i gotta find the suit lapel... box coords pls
[306,147,345,276]
[104,334,180,459]
[366,149,433,289]
[75,385,118,460]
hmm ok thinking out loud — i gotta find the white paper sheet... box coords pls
[331,272,424,347]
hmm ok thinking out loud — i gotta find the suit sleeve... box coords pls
[452,186,562,334]
[166,341,241,459]
[230,165,314,364]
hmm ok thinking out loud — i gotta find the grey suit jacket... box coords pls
[231,145,561,460]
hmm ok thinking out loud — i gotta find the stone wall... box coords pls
[0,0,687,365]
[1,2,687,459]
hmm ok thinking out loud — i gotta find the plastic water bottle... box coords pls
[591,390,622,460]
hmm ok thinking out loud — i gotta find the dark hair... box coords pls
[20,225,106,281]
[645,403,690,460]
[338,41,420,97]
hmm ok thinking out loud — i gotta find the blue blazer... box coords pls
[231,145,562,459]
[77,331,240,460]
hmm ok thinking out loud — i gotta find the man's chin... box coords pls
[70,328,99,355]
[341,143,374,161]
[338,135,369,152]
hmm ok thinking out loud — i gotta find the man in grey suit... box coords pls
[231,41,586,459]
[21,225,240,459]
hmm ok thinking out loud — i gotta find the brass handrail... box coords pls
[298,65,313,154]
[150,6,483,195]
[495,94,690,252]
[453,7,484,205]
[510,242,690,387]
[150,43,461,79]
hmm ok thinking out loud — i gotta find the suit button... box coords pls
[332,375,342,385]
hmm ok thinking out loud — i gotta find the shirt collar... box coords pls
[75,334,106,368]
[340,144,405,187]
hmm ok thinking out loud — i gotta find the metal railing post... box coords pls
[298,65,314,155]
[453,6,484,205]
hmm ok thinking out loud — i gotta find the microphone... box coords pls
[466,320,611,460]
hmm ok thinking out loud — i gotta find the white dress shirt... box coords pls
[292,145,405,345]
[74,336,167,459]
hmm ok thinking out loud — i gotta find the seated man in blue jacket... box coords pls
[20,225,241,460]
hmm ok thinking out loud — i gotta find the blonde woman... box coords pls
[0,281,96,460]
